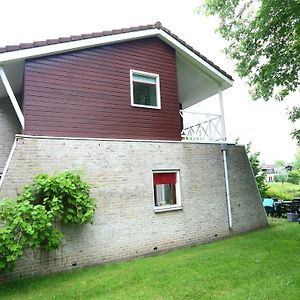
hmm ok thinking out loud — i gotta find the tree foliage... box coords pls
[200,0,300,142]
[288,107,300,143]
[293,147,300,170]
[265,189,293,201]
[0,171,95,272]
[274,160,286,168]
[287,169,300,185]
[246,143,269,198]
[274,168,288,185]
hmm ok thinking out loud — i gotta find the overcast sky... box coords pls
[1,0,299,163]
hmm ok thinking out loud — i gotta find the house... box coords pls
[261,164,293,183]
[261,164,277,183]
[0,22,267,280]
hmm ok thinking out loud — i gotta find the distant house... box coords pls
[261,164,277,183]
[0,22,267,280]
[261,164,293,183]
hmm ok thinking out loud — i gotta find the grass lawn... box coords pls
[0,218,299,300]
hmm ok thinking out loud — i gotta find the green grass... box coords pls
[267,182,300,199]
[1,219,300,300]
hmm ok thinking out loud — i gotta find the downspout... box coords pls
[218,87,232,230]
[221,143,232,230]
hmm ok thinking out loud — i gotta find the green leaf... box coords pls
[0,170,95,273]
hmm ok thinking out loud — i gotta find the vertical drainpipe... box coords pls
[218,88,233,230]
[221,143,232,229]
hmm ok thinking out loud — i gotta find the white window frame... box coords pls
[130,69,161,109]
[152,170,182,213]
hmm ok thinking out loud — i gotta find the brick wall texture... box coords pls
[0,98,21,172]
[0,136,267,281]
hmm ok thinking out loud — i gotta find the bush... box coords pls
[0,171,95,272]
[265,189,293,201]
[246,143,269,198]
[287,169,300,185]
[274,168,288,183]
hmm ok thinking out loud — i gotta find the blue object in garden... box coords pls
[263,198,275,216]
[263,198,274,207]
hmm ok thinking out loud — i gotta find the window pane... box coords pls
[154,183,176,206]
[133,82,157,106]
[133,74,156,84]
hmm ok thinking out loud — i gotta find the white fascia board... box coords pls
[158,31,233,88]
[0,29,159,64]
[0,27,233,87]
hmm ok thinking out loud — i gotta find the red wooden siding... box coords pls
[23,38,181,140]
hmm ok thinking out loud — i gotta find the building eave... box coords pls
[0,23,233,88]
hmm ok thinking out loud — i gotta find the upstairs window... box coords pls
[130,70,161,109]
[153,171,181,211]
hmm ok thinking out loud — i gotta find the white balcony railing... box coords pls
[179,110,225,142]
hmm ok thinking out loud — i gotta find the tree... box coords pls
[288,169,300,185]
[199,0,300,141]
[274,168,288,186]
[288,106,300,144]
[293,148,300,170]
[275,160,286,168]
[246,143,269,198]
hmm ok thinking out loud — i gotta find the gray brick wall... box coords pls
[0,98,21,173]
[227,146,267,232]
[0,136,267,281]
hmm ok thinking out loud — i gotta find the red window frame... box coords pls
[153,172,178,207]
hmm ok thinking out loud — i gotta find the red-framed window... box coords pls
[153,171,180,207]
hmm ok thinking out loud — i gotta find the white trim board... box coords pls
[0,139,17,189]
[0,29,159,63]
[0,66,25,128]
[158,31,233,86]
[130,69,161,109]
[0,28,233,89]
[15,134,237,146]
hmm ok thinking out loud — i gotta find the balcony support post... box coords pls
[0,66,24,129]
[218,88,226,141]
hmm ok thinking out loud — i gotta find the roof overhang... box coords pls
[0,25,233,107]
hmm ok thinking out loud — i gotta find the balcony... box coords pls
[179,110,225,142]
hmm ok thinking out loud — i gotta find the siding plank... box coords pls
[24,37,181,140]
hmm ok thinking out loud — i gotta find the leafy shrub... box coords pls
[246,143,269,197]
[0,171,95,272]
[287,169,300,185]
[274,168,288,183]
[265,189,293,201]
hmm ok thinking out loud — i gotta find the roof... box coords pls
[0,22,233,81]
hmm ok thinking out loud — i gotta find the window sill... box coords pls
[154,205,183,213]
[131,104,161,110]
